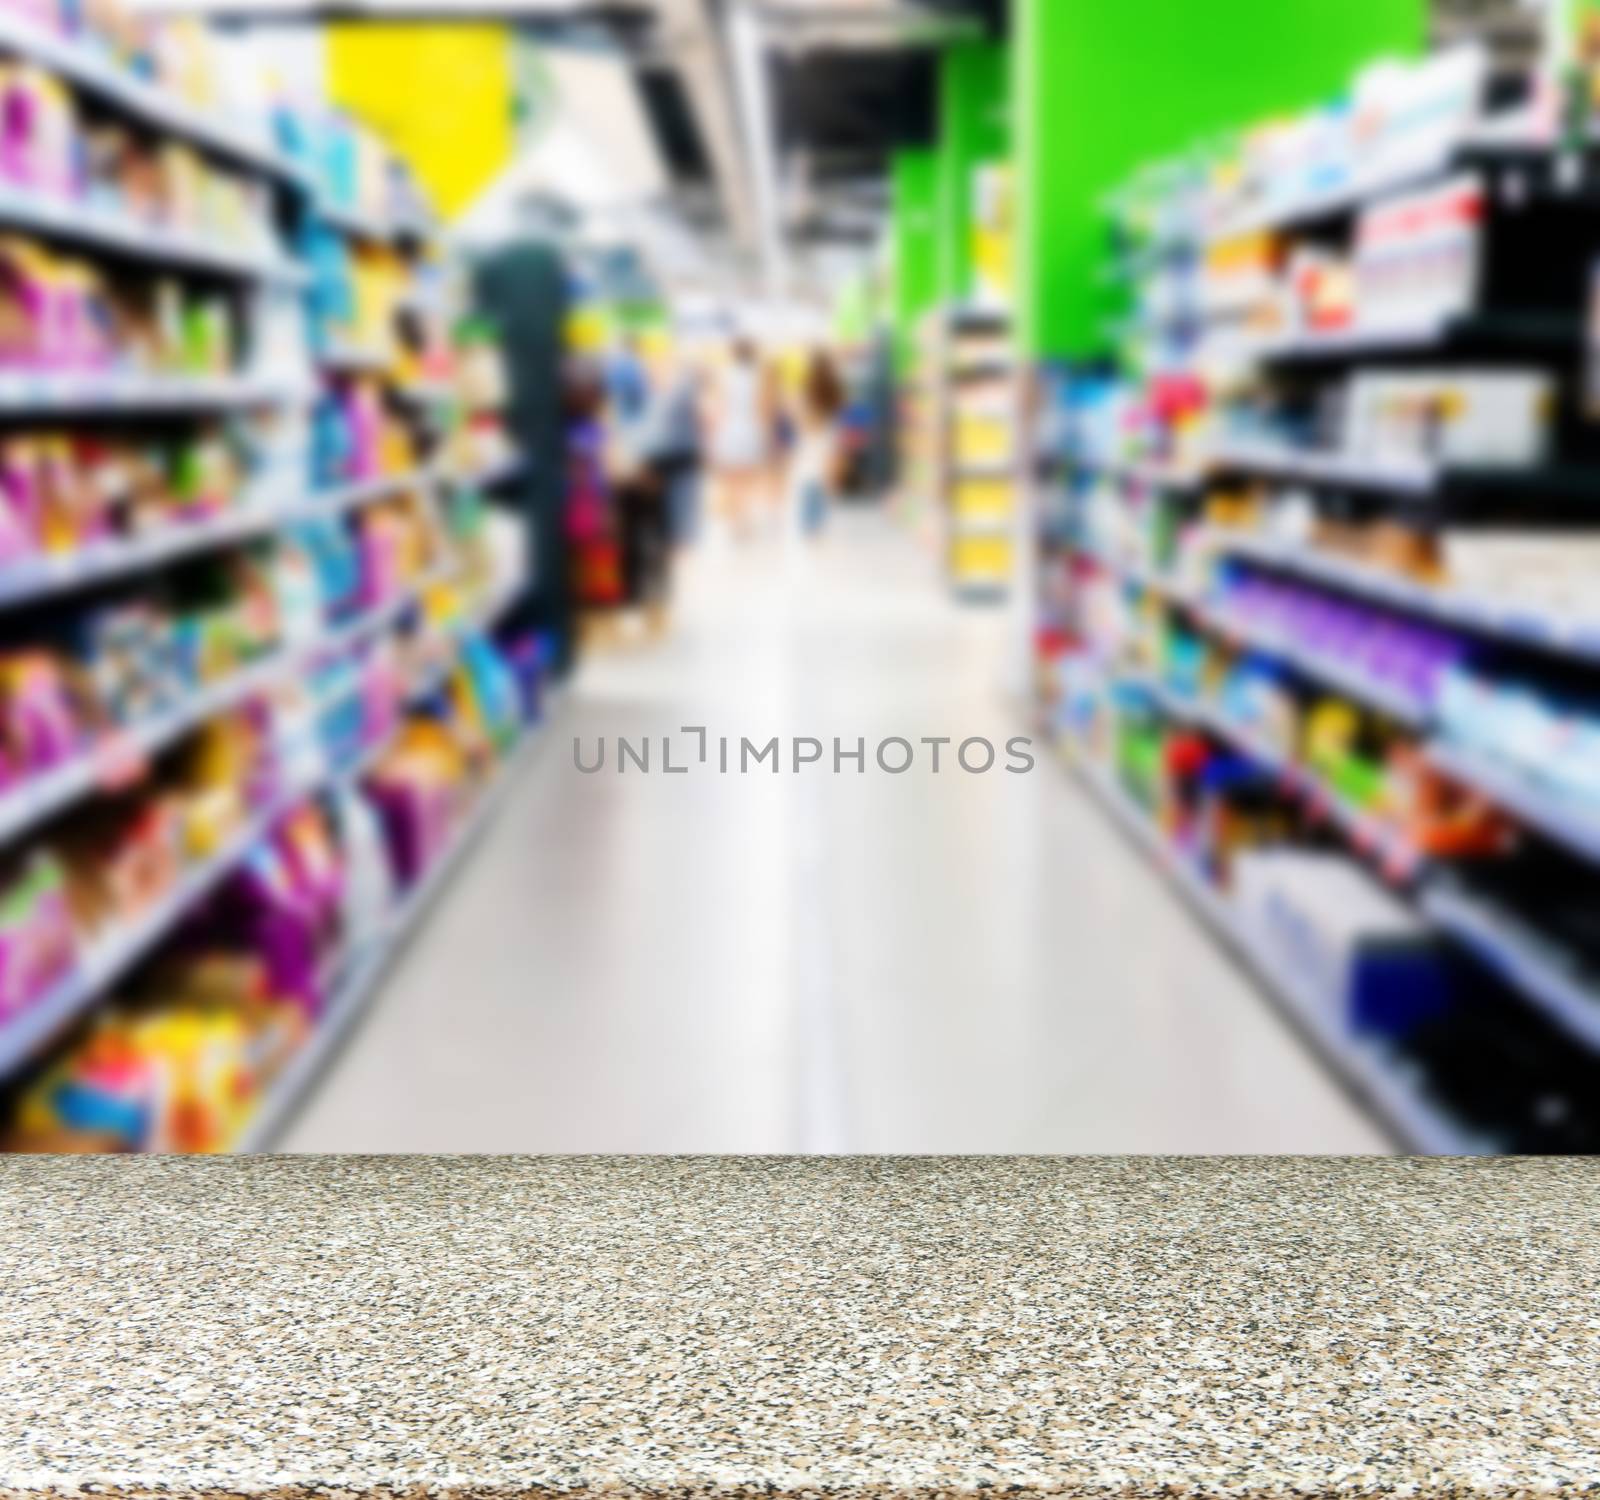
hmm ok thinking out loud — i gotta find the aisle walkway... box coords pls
[284,510,1386,1152]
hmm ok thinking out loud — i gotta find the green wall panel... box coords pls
[938,38,1011,304]
[892,148,941,368]
[1013,0,1427,359]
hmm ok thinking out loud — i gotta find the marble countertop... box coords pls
[0,1156,1596,1499]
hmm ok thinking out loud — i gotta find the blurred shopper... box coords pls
[711,339,771,536]
[638,352,705,549]
[788,348,846,541]
[605,335,651,434]
[564,366,624,610]
[609,356,672,637]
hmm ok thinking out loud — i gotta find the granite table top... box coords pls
[0,1156,1595,1500]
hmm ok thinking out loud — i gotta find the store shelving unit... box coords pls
[1039,48,1600,1150]
[0,16,535,1149]
[0,469,440,610]
[1066,745,1486,1153]
[936,305,1017,599]
[232,721,540,1152]
[0,183,308,282]
[0,9,309,185]
[0,372,312,411]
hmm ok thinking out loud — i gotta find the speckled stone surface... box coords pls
[0,1157,1597,1499]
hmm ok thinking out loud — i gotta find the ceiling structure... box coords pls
[131,0,1006,297]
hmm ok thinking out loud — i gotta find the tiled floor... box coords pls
[283,509,1387,1152]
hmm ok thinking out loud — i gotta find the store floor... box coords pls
[283,507,1388,1153]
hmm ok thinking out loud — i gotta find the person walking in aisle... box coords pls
[638,350,705,550]
[605,334,651,433]
[787,348,845,543]
[710,338,771,538]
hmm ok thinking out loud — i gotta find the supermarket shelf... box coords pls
[1067,748,1490,1153]
[1206,122,1583,245]
[0,470,436,611]
[0,775,308,1080]
[449,453,523,491]
[947,304,1009,331]
[234,726,539,1151]
[1214,532,1600,663]
[0,572,439,851]
[316,197,435,246]
[1246,312,1576,364]
[950,515,1013,538]
[1068,454,1204,490]
[1202,604,1432,727]
[1211,443,1440,495]
[315,200,397,243]
[1209,443,1582,501]
[0,370,311,413]
[410,582,522,697]
[0,10,308,186]
[0,185,306,282]
[1423,884,1600,1052]
[1130,675,1426,881]
[0,573,475,1081]
[1079,544,1432,725]
[320,344,395,375]
[952,358,1013,380]
[394,380,455,407]
[1428,743,1600,868]
[1081,548,1199,605]
[1207,156,1467,243]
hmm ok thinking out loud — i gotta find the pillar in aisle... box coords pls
[473,243,573,675]
[891,150,939,374]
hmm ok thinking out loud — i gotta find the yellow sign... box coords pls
[327,23,514,220]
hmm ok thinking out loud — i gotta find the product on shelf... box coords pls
[0,234,239,374]
[0,58,282,253]
[1213,569,1467,714]
[288,109,431,233]
[0,414,304,565]
[1232,848,1453,1035]
[1053,30,1600,1156]
[0,848,74,1018]
[1438,663,1600,813]
[1344,369,1552,468]
[4,975,307,1151]
[311,377,422,486]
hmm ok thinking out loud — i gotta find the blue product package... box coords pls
[1347,941,1455,1040]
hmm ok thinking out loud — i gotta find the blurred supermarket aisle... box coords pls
[284,511,1387,1152]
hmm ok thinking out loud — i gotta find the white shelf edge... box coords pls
[1211,444,1439,496]
[0,371,313,413]
[0,185,305,282]
[315,197,436,246]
